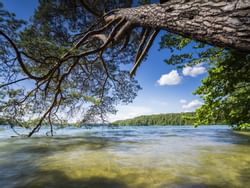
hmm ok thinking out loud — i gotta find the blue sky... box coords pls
[2,0,207,121]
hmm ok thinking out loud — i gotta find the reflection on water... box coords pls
[0,126,249,188]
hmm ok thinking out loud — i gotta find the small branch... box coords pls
[119,33,130,51]
[0,30,51,81]
[61,19,118,60]
[64,18,126,60]
[79,0,101,17]
[135,28,152,62]
[48,114,53,136]
[130,29,159,76]
[114,21,133,41]
[0,77,29,89]
[92,34,108,43]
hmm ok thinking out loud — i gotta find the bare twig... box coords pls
[0,77,29,89]
[130,29,159,76]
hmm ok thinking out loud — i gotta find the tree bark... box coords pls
[111,0,250,53]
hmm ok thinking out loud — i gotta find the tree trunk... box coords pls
[111,0,250,53]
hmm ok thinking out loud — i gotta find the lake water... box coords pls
[0,125,249,188]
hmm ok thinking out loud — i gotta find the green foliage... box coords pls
[194,52,250,129]
[0,1,143,128]
[160,30,249,129]
[160,34,191,52]
[237,123,250,130]
[0,117,8,125]
[112,112,223,126]
[0,2,25,84]
[83,96,101,105]
[159,32,225,67]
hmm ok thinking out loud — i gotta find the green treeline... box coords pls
[0,117,9,125]
[112,112,224,126]
[1,112,225,127]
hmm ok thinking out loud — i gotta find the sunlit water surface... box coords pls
[0,125,249,188]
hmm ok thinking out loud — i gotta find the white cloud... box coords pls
[157,70,182,86]
[182,64,206,77]
[181,99,203,111]
[180,99,187,104]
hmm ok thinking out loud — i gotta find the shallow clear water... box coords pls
[0,125,249,188]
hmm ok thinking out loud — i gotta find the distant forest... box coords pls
[112,112,225,126]
[0,117,8,125]
[0,112,225,127]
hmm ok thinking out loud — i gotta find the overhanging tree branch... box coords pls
[63,0,250,75]
[111,0,250,53]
